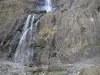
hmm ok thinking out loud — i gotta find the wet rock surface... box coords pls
[0,0,100,75]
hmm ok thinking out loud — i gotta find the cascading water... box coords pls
[44,0,52,12]
[14,15,39,66]
[14,0,55,66]
[36,0,56,13]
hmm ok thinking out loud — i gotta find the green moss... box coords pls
[82,42,100,50]
[25,67,67,74]
[34,38,47,49]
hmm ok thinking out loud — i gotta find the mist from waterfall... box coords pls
[14,15,39,66]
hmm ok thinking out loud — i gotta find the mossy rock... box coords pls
[78,66,100,75]
[34,38,47,49]
[25,66,68,75]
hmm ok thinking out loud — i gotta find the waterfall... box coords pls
[44,0,52,12]
[14,0,55,66]
[14,15,39,66]
[23,15,31,33]
[35,0,56,13]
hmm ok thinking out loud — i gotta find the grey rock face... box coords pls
[1,0,100,75]
[0,60,26,75]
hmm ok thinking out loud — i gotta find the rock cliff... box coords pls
[0,0,100,75]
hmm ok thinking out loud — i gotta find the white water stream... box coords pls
[14,15,39,66]
[44,0,52,12]
[14,0,54,66]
